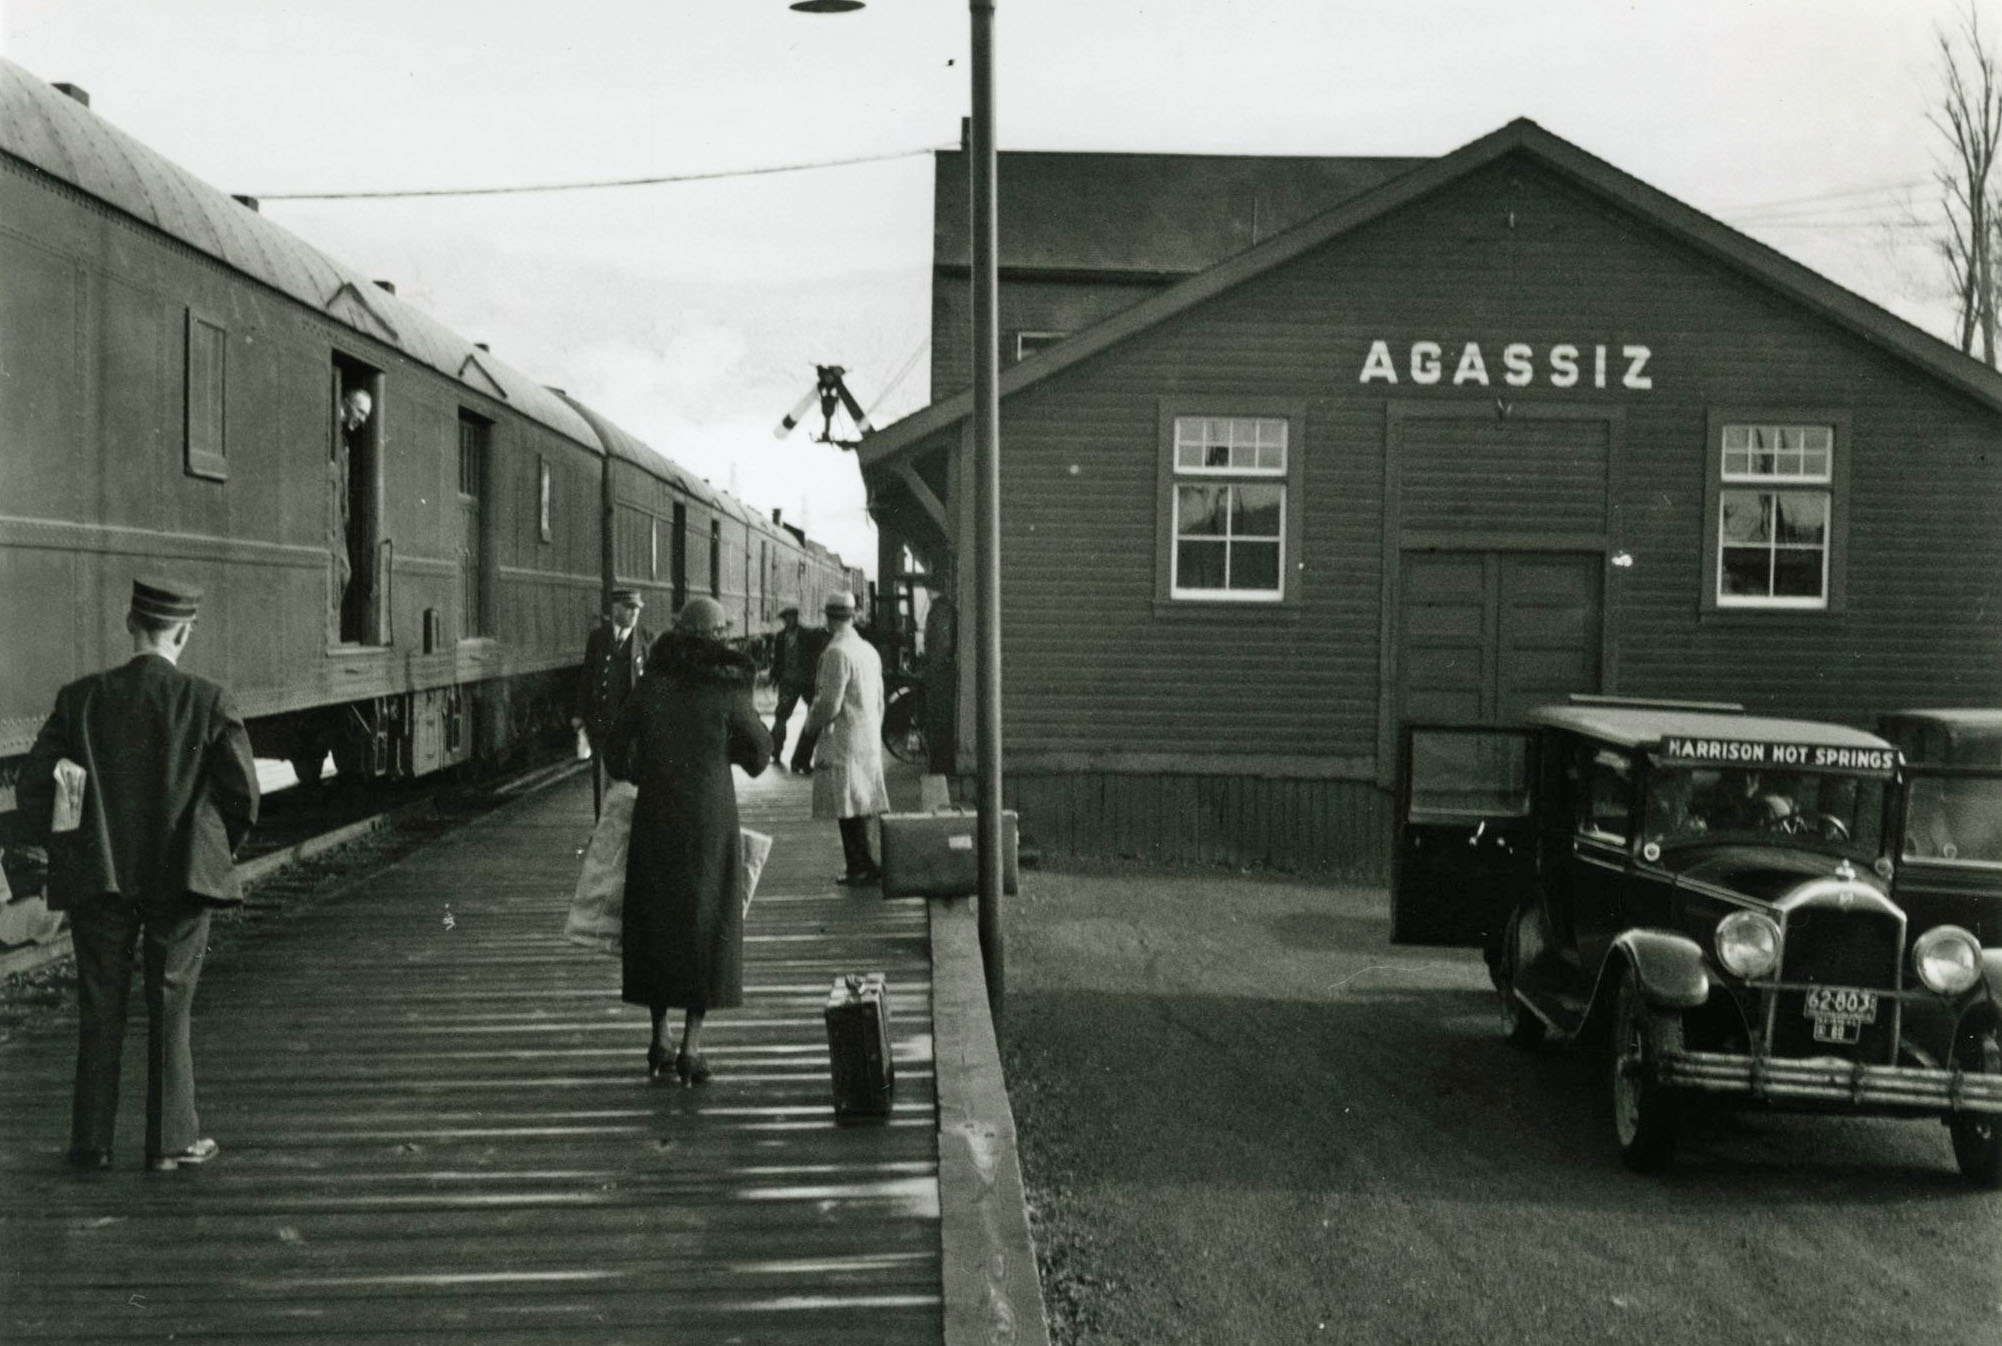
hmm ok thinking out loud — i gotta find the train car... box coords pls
[0,60,863,869]
[565,388,857,657]
[0,60,609,799]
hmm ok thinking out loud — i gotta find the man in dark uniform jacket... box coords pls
[571,588,654,812]
[18,576,259,1172]
[768,605,827,775]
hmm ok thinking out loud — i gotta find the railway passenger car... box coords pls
[0,61,859,859]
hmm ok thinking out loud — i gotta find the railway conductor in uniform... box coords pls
[18,576,260,1173]
[572,588,654,815]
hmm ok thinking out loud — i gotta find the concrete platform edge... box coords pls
[929,894,1052,1346]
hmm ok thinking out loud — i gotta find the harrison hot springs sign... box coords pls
[1358,340,1653,390]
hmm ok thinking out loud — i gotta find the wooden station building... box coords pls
[858,119,2002,880]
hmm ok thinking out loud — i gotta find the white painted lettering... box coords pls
[1410,341,1443,385]
[1359,340,1398,384]
[1622,345,1653,389]
[1452,342,1490,386]
[1502,342,1534,387]
[1549,344,1579,388]
[1593,344,1607,389]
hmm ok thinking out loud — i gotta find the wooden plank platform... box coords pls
[0,764,944,1344]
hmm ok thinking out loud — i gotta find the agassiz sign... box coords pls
[1358,340,1653,390]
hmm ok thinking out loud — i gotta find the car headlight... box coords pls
[1716,910,1782,979]
[1913,925,1982,996]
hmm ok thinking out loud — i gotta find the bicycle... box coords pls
[881,673,930,766]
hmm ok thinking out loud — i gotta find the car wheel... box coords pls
[1949,1030,2002,1189]
[1496,912,1546,1049]
[1611,964,1682,1174]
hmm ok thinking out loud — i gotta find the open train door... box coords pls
[1391,723,1538,948]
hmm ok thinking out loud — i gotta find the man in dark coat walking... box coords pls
[603,597,771,1085]
[768,605,827,775]
[571,588,653,814]
[18,576,259,1172]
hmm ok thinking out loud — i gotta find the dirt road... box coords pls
[999,865,2002,1346]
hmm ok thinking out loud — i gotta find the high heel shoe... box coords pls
[647,1043,672,1082]
[674,1049,712,1086]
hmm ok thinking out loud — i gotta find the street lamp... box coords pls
[791,0,1005,1017]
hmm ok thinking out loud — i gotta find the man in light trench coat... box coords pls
[799,590,890,884]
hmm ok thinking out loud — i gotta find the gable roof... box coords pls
[862,118,2002,467]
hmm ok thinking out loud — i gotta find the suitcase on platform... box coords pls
[878,808,1019,898]
[825,973,895,1118]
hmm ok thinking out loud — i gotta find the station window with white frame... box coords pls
[1171,416,1286,600]
[1716,424,1831,607]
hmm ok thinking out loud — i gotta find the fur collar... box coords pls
[645,630,756,684]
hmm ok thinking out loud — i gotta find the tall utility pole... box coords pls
[969,0,1004,1017]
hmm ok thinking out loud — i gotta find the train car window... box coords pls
[457,411,491,638]
[538,458,552,543]
[184,311,227,481]
[710,519,721,598]
[650,518,659,581]
[332,356,384,645]
[672,503,688,609]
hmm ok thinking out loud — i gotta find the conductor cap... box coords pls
[130,575,201,623]
[608,587,643,606]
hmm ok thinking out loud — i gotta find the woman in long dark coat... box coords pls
[603,597,769,1084]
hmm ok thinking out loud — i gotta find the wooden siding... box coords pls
[979,153,2002,777]
[903,149,2002,874]
[932,274,1170,402]
[1005,770,1391,882]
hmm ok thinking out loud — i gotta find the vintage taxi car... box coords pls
[1393,698,2002,1184]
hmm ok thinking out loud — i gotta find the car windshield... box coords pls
[1644,764,1886,861]
[1903,775,2002,867]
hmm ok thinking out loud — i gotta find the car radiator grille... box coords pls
[1770,908,1902,1064]
[1779,909,1901,987]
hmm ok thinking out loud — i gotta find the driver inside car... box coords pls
[1691,769,1795,833]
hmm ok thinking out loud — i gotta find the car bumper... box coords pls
[1660,1050,2002,1113]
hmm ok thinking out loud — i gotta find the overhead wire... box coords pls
[255,145,947,201]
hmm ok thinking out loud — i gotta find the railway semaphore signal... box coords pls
[772,364,873,449]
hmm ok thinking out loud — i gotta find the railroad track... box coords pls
[0,756,587,982]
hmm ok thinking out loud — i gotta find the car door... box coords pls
[1892,764,2002,947]
[1391,724,1538,947]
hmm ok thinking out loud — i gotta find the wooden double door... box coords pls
[1397,549,1603,727]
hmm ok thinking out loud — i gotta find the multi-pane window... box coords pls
[1170,416,1286,600]
[1716,424,1831,607]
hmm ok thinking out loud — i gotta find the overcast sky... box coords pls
[0,0,1978,575]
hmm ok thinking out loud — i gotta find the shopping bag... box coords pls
[564,781,637,955]
[740,828,773,917]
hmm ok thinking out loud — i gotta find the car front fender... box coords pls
[1609,929,1711,1011]
[1981,949,2002,1009]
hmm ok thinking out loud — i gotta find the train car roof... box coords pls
[554,393,716,503]
[0,61,597,448]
